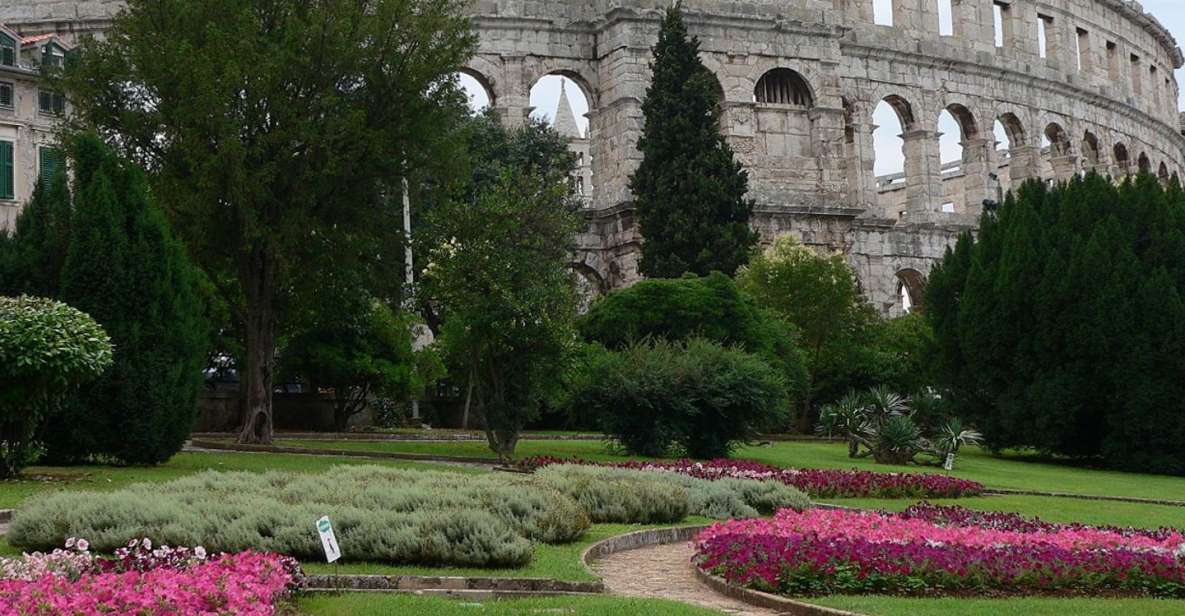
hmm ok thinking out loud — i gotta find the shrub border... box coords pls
[187,439,498,465]
[693,566,864,616]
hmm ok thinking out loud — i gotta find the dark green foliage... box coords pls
[59,0,477,444]
[0,296,113,477]
[630,6,757,278]
[282,301,438,431]
[579,272,808,411]
[41,136,208,465]
[0,173,72,297]
[927,173,1185,475]
[570,338,790,459]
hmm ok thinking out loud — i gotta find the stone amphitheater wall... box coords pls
[4,0,1183,314]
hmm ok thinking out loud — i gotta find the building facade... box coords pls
[0,23,68,230]
[4,0,1184,314]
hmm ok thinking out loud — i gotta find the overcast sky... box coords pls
[461,1,1184,178]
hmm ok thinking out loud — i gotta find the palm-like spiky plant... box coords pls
[863,385,909,422]
[816,391,869,457]
[931,417,984,457]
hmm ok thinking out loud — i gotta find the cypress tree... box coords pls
[630,4,757,278]
[927,172,1185,474]
[0,172,72,297]
[39,135,208,465]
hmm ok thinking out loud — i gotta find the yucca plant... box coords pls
[927,417,984,469]
[863,385,909,422]
[816,391,870,458]
[869,414,924,465]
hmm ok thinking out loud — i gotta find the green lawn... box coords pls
[808,596,1185,616]
[0,451,477,509]
[302,518,711,581]
[264,438,1185,502]
[297,593,725,615]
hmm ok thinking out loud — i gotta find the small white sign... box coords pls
[943,453,956,471]
[316,516,341,564]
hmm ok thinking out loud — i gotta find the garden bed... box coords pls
[523,457,984,499]
[694,504,1185,599]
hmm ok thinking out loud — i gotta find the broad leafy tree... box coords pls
[423,117,580,462]
[58,0,476,443]
[927,173,1185,475]
[630,5,757,278]
[736,236,878,430]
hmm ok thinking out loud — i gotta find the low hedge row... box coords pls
[9,464,809,568]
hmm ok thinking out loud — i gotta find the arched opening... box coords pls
[937,104,978,213]
[1113,143,1130,176]
[529,74,594,203]
[1042,122,1072,182]
[457,70,494,114]
[569,262,606,314]
[994,113,1026,192]
[1138,152,1152,174]
[754,68,814,106]
[873,96,914,218]
[896,268,926,315]
[1081,131,1100,171]
[1158,162,1170,183]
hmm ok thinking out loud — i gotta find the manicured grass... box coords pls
[0,451,478,509]
[807,596,1185,616]
[265,438,1185,502]
[823,495,1185,530]
[302,518,711,581]
[297,593,725,615]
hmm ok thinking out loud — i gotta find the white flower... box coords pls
[1175,543,1185,560]
[194,546,207,559]
[64,538,75,549]
[141,538,152,550]
[76,539,89,552]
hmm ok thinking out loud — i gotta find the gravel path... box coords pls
[592,541,782,615]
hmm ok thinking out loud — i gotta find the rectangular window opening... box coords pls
[1075,28,1089,72]
[874,0,894,27]
[38,90,65,115]
[1106,41,1119,81]
[938,0,954,37]
[1037,14,1054,59]
[1131,54,1142,95]
[0,82,13,109]
[993,3,1007,48]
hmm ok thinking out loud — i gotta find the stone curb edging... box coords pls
[188,440,498,466]
[303,573,602,594]
[191,432,606,443]
[983,488,1185,508]
[693,567,867,616]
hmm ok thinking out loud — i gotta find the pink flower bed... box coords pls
[521,456,984,499]
[0,539,302,615]
[694,506,1185,598]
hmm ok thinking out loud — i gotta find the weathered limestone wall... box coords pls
[6,0,1184,313]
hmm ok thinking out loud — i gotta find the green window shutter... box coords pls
[0,83,12,108]
[39,147,62,186]
[0,35,14,67]
[0,141,14,200]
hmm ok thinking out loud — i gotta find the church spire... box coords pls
[553,79,583,139]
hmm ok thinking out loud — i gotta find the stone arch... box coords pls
[527,67,597,110]
[1158,161,1170,183]
[458,66,497,109]
[1043,122,1071,156]
[1081,130,1100,169]
[896,268,926,313]
[569,261,607,313]
[941,103,979,139]
[754,68,815,107]
[1138,152,1152,174]
[996,112,1026,147]
[880,94,917,130]
[936,102,985,214]
[1113,143,1131,176]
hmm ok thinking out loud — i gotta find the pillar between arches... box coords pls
[901,128,943,221]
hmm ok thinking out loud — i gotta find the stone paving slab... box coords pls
[592,541,783,616]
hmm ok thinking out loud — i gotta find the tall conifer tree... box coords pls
[630,5,757,278]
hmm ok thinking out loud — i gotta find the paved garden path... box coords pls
[593,541,781,615]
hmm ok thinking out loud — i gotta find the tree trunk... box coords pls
[847,437,859,458]
[461,365,475,430]
[237,248,277,445]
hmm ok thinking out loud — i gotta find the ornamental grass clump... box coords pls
[10,466,589,568]
[694,507,1185,598]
